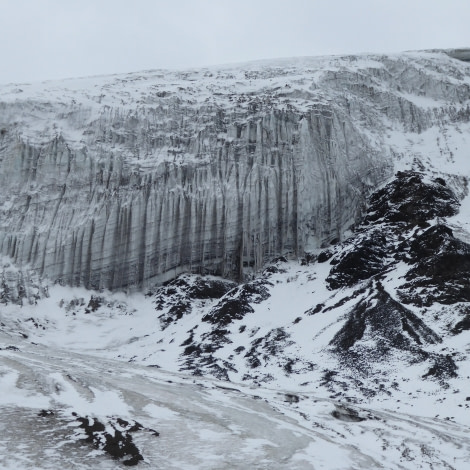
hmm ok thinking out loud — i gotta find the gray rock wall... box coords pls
[0,108,384,289]
[0,51,468,289]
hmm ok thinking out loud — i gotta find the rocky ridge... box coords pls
[137,171,469,394]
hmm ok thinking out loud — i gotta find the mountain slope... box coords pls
[1,168,470,467]
[0,50,470,468]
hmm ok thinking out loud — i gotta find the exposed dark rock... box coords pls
[407,225,464,261]
[332,405,366,422]
[319,370,361,395]
[284,394,300,404]
[364,171,459,226]
[179,324,236,381]
[182,343,201,357]
[301,252,317,265]
[422,355,458,381]
[452,315,470,334]
[305,304,324,315]
[399,225,470,306]
[203,299,254,326]
[85,295,102,313]
[154,275,236,329]
[25,317,46,330]
[323,286,368,313]
[325,171,465,316]
[181,330,196,348]
[264,257,289,273]
[160,301,192,327]
[320,370,338,385]
[317,250,333,263]
[330,283,441,360]
[116,418,144,433]
[326,230,389,289]
[184,276,237,300]
[155,275,235,306]
[73,414,150,466]
[244,328,294,371]
[263,265,281,274]
[202,279,271,326]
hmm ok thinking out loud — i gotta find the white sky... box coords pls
[0,0,469,84]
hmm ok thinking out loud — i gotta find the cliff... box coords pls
[0,50,469,289]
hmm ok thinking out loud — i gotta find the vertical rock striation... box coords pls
[0,51,468,289]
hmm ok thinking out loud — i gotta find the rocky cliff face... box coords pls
[0,51,469,290]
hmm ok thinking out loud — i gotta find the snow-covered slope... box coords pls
[1,50,469,289]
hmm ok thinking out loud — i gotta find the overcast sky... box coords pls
[1,0,469,84]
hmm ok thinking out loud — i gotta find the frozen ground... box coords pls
[1,332,469,469]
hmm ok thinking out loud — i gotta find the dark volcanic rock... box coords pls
[407,224,465,261]
[399,225,470,306]
[452,307,470,334]
[85,295,103,313]
[202,298,254,326]
[183,276,237,300]
[365,171,459,226]
[317,250,333,263]
[154,275,236,329]
[332,405,367,422]
[330,282,441,360]
[202,279,271,326]
[73,414,148,466]
[326,171,463,292]
[244,328,294,371]
[179,279,272,379]
[422,355,458,381]
[326,230,390,289]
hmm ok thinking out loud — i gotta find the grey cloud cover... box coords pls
[0,0,469,83]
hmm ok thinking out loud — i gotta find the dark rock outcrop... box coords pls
[154,275,236,329]
[327,229,389,289]
[399,225,470,306]
[327,171,462,291]
[72,414,155,466]
[202,279,271,326]
[364,171,459,226]
[330,283,441,355]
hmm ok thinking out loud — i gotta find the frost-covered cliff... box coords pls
[0,50,469,289]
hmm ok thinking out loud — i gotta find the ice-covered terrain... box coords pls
[0,49,470,468]
[1,335,470,469]
[1,49,469,289]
